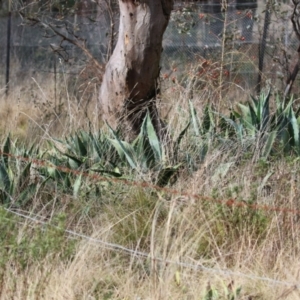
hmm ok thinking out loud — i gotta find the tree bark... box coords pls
[99,0,173,139]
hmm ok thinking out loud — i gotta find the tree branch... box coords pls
[47,23,103,71]
[23,15,103,72]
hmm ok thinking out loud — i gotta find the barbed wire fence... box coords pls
[5,206,300,289]
[163,2,299,94]
[0,147,299,289]
[0,1,113,107]
[1,1,300,293]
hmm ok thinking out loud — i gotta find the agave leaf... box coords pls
[80,130,91,144]
[133,115,154,169]
[0,164,13,205]
[38,176,51,188]
[107,122,138,169]
[279,101,297,149]
[174,121,190,161]
[288,106,300,152]
[204,286,219,299]
[66,154,82,169]
[8,179,15,203]
[51,147,83,169]
[237,103,250,121]
[257,93,263,123]
[146,112,162,163]
[195,142,208,163]
[17,162,31,189]
[295,106,300,118]
[189,100,201,136]
[26,143,38,157]
[261,89,271,131]
[91,169,123,178]
[243,122,256,136]
[275,93,284,114]
[235,287,242,298]
[94,185,101,197]
[16,184,38,207]
[233,109,242,119]
[69,134,76,146]
[63,174,72,190]
[75,133,88,157]
[89,161,105,171]
[280,128,291,153]
[218,114,243,143]
[262,131,277,159]
[234,107,256,135]
[156,164,181,187]
[46,165,56,177]
[73,174,82,199]
[137,114,148,145]
[284,95,294,111]
[132,134,144,160]
[250,94,259,108]
[2,135,10,168]
[0,164,10,191]
[91,132,105,161]
[175,271,181,286]
[202,105,214,133]
[248,101,258,128]
[108,138,137,169]
[54,169,65,181]
[277,109,288,133]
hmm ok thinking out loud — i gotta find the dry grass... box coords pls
[1,144,300,299]
[1,58,300,299]
[2,169,300,300]
[0,70,102,143]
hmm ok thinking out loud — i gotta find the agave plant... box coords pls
[236,89,271,136]
[107,112,182,186]
[46,113,183,189]
[44,129,123,199]
[229,89,276,158]
[186,90,299,164]
[235,91,300,155]
[45,90,300,194]
[0,136,47,207]
[50,130,120,175]
[189,100,216,137]
[274,95,300,154]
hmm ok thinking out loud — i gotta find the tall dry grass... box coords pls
[0,120,300,299]
[0,68,102,144]
[1,155,300,300]
[1,48,300,299]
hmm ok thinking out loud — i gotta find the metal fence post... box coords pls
[5,1,11,97]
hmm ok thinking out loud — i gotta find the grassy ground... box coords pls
[1,70,300,300]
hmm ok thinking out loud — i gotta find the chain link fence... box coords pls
[163,1,299,93]
[0,5,113,108]
[0,1,299,102]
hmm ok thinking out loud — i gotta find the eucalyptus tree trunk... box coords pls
[99,0,173,139]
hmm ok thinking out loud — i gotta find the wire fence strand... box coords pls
[1,150,300,217]
[4,207,300,289]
